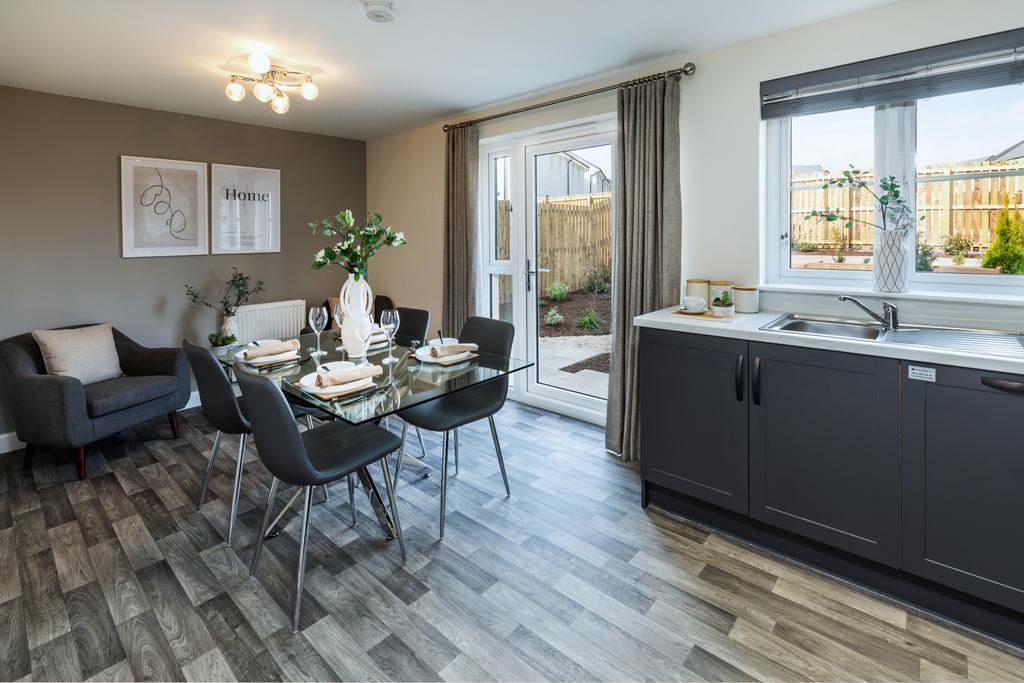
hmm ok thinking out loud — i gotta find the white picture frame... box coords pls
[210,163,281,254]
[121,156,208,258]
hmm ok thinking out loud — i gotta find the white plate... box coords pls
[300,375,374,397]
[236,349,300,364]
[415,346,470,364]
[300,362,355,388]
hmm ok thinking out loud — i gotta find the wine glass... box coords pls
[380,309,400,365]
[355,320,373,367]
[308,306,328,358]
[332,302,345,353]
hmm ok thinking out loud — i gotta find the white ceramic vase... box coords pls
[339,273,373,357]
[220,314,239,339]
[873,228,910,293]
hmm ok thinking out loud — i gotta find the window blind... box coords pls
[761,28,1024,119]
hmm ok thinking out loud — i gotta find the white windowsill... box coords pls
[759,282,1024,308]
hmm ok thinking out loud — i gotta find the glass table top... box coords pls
[213,333,532,425]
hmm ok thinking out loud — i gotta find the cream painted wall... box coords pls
[367,0,1024,330]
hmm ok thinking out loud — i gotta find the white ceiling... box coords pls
[0,0,893,140]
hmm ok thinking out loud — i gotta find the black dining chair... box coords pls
[393,316,513,538]
[183,340,331,545]
[234,362,406,632]
[394,307,430,347]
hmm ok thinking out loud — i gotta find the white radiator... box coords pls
[236,299,306,344]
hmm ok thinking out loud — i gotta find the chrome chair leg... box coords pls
[321,484,330,502]
[416,427,428,457]
[227,433,248,546]
[488,415,510,497]
[454,428,459,476]
[380,455,407,562]
[440,430,449,539]
[304,414,314,431]
[197,430,222,510]
[394,422,409,488]
[347,474,356,525]
[250,476,280,575]
[292,486,314,633]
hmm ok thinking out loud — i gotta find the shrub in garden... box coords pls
[583,266,611,293]
[576,308,603,331]
[545,281,569,302]
[942,232,973,258]
[543,307,564,326]
[982,202,1024,274]
[916,233,937,272]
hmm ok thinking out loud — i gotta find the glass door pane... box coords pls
[531,142,613,401]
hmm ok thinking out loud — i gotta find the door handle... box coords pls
[752,357,762,406]
[981,376,1024,394]
[524,259,551,292]
[735,354,744,402]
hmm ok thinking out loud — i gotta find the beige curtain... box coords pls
[442,125,480,337]
[606,76,682,462]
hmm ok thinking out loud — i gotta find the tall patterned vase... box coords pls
[339,273,373,357]
[873,229,910,293]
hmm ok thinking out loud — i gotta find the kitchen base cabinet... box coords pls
[902,363,1024,613]
[639,328,748,514]
[748,342,900,566]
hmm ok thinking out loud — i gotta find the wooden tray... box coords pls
[671,309,735,321]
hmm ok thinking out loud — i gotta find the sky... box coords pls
[570,144,613,179]
[791,83,1024,172]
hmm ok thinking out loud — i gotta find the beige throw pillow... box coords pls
[32,322,123,385]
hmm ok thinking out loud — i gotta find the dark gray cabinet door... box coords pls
[902,363,1024,611]
[748,342,899,566]
[639,328,748,513]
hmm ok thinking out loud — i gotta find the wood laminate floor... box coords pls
[1,402,1023,682]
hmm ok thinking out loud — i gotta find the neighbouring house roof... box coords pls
[988,139,1024,161]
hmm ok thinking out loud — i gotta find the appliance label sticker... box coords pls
[908,365,936,382]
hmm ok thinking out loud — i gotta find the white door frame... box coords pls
[479,117,615,425]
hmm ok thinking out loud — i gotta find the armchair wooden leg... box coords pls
[74,447,86,480]
[23,443,36,470]
[168,411,180,439]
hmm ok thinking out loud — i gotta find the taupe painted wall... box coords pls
[0,86,365,434]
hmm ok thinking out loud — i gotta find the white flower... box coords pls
[315,249,326,261]
[394,231,405,243]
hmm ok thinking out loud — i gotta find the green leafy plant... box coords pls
[863,257,871,264]
[951,254,966,266]
[310,210,406,280]
[207,332,236,347]
[942,232,973,258]
[545,281,569,302]
[582,266,611,294]
[833,253,847,264]
[806,166,914,242]
[916,233,937,272]
[794,241,819,253]
[981,201,1024,274]
[712,290,733,307]
[543,307,564,326]
[186,268,264,317]
[576,308,604,331]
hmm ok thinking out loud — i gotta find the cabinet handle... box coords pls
[981,376,1024,394]
[735,354,744,402]
[752,357,762,406]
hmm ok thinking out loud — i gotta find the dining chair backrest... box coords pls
[233,363,318,486]
[373,295,394,323]
[395,307,430,347]
[459,316,515,409]
[183,339,250,434]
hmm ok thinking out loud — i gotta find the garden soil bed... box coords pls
[560,352,610,374]
[540,290,611,337]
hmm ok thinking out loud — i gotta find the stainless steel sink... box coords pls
[762,314,1024,359]
[761,314,885,340]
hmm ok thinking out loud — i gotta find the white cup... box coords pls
[682,296,706,312]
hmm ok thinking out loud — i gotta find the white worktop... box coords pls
[634,307,1024,376]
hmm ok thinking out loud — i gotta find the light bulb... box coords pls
[270,92,290,114]
[252,81,274,102]
[248,51,271,74]
[224,81,245,102]
[300,81,319,101]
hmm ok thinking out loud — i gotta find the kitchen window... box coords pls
[763,29,1024,295]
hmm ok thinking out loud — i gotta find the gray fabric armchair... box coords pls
[0,325,190,479]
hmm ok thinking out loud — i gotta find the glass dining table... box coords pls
[213,332,532,539]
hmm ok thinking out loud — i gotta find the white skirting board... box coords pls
[0,389,201,455]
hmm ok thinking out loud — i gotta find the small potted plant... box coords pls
[185,267,264,346]
[711,290,735,317]
[206,332,237,350]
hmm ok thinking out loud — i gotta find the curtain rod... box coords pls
[442,63,695,132]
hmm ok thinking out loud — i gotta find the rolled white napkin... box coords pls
[314,364,382,388]
[239,339,299,360]
[430,342,478,358]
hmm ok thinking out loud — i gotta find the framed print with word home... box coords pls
[210,163,281,254]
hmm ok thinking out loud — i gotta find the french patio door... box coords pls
[481,120,615,425]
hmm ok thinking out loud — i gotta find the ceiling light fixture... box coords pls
[364,0,397,22]
[226,52,318,114]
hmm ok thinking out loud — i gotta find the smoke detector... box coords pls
[364,0,397,22]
